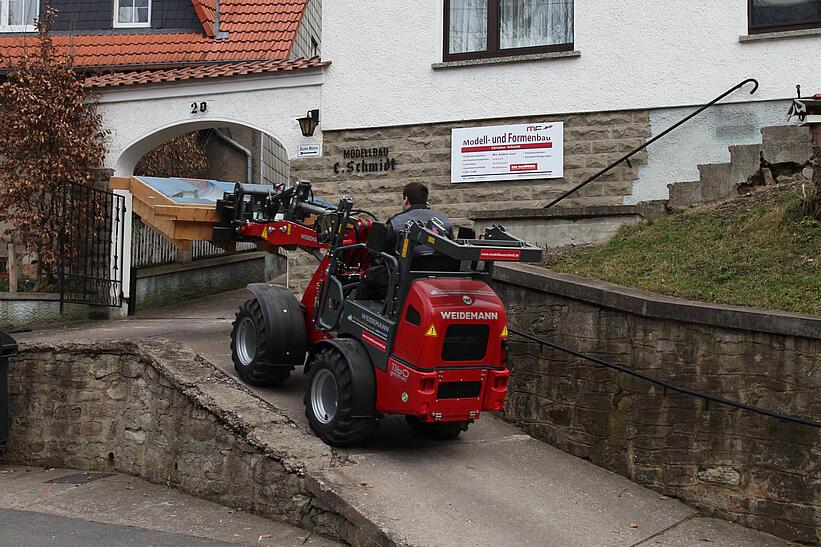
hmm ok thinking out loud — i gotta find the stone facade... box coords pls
[1,341,393,546]
[494,265,820,544]
[291,110,652,229]
[285,110,651,293]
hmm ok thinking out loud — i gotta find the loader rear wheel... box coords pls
[406,416,470,441]
[304,348,378,446]
[231,298,293,386]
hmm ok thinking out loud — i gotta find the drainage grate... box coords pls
[46,472,114,485]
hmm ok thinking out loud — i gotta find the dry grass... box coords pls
[548,183,821,316]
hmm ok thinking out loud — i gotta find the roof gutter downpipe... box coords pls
[213,129,253,183]
[214,0,229,39]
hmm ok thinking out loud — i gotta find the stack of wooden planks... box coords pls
[109,176,230,250]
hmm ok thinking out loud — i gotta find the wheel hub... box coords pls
[311,369,339,424]
[236,317,257,366]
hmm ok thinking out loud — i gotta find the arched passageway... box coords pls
[94,67,324,179]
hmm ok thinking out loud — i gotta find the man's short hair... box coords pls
[403,182,428,206]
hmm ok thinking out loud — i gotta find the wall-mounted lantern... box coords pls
[297,109,320,137]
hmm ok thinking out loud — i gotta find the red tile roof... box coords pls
[0,0,310,68]
[83,56,328,88]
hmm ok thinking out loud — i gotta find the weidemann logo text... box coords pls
[440,311,499,321]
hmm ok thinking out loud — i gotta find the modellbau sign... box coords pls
[333,146,397,175]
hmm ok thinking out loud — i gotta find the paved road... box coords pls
[0,466,337,546]
[0,510,240,547]
[16,290,795,546]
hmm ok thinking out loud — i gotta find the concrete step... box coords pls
[697,162,733,183]
[728,143,763,181]
[761,124,810,147]
[762,125,812,164]
[667,180,703,209]
[667,124,812,208]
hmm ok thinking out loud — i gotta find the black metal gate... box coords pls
[59,181,127,311]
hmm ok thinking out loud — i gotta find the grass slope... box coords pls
[549,184,821,316]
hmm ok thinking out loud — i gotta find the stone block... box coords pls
[697,466,742,487]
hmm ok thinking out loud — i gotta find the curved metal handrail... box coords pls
[543,78,760,209]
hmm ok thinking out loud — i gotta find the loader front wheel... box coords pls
[231,298,292,386]
[406,416,470,441]
[304,348,377,446]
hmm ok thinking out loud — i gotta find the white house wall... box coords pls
[97,71,324,176]
[323,0,821,130]
[318,2,817,203]
[320,1,819,130]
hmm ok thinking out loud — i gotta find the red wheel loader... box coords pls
[213,181,543,445]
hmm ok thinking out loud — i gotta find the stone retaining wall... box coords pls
[494,264,820,544]
[0,294,100,330]
[136,252,284,310]
[1,341,393,546]
[291,111,651,228]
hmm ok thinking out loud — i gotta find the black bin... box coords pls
[0,331,17,444]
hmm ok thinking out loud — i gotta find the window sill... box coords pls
[739,27,821,42]
[113,22,152,29]
[432,50,580,70]
[0,26,37,33]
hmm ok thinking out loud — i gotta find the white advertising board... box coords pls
[451,122,564,183]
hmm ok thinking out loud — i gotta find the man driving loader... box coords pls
[358,182,454,300]
[384,182,453,253]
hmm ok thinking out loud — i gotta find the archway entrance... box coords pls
[89,65,324,314]
[94,63,324,178]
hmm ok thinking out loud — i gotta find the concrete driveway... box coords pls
[15,289,795,546]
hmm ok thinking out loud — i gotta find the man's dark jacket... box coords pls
[384,203,453,253]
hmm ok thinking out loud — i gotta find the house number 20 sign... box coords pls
[190,101,208,114]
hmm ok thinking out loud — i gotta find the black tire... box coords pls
[304,348,378,446]
[406,416,470,441]
[231,298,293,386]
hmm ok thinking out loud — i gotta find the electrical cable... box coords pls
[508,327,821,429]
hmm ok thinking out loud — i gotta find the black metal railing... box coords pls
[59,181,127,311]
[509,327,821,428]
[543,78,760,209]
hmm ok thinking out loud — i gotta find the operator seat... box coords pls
[410,250,460,272]
[352,223,391,302]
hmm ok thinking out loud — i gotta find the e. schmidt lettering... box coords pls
[333,147,397,175]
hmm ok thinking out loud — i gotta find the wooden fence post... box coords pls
[7,243,18,293]
[811,124,821,219]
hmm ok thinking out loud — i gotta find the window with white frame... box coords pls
[114,0,150,28]
[0,0,39,32]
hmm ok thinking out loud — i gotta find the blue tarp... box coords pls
[135,176,239,205]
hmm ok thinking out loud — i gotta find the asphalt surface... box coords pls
[14,289,796,546]
[0,510,239,547]
[0,466,338,546]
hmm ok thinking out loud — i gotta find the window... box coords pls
[749,0,821,33]
[0,0,39,32]
[444,0,573,61]
[114,0,151,28]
